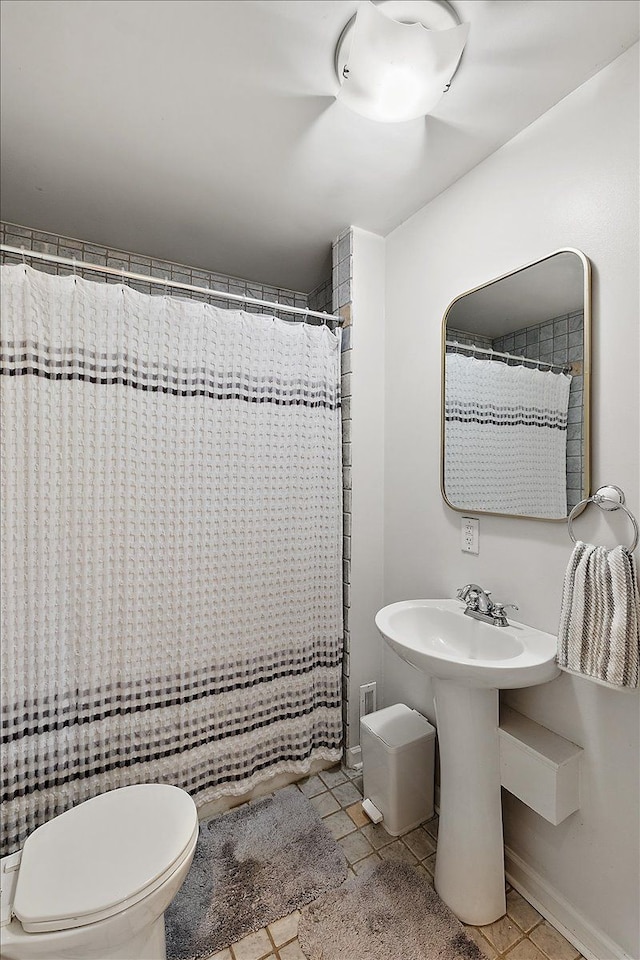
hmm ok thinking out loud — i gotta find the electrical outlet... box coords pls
[461,516,479,554]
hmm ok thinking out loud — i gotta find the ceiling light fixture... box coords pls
[334,0,469,123]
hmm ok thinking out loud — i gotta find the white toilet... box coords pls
[0,783,199,959]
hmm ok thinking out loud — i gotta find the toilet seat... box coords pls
[12,784,198,934]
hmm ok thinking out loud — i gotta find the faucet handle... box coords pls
[492,602,519,625]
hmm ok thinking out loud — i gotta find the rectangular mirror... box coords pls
[441,249,591,520]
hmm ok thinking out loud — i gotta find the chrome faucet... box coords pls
[456,584,518,627]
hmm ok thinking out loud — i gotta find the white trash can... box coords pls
[360,703,436,836]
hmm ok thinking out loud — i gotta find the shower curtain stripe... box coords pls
[2,649,343,738]
[0,265,344,856]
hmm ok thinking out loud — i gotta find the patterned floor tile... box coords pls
[463,925,499,959]
[424,814,439,839]
[480,915,524,953]
[345,800,369,827]
[504,939,549,960]
[507,889,543,933]
[423,851,437,877]
[360,820,395,849]
[352,851,382,875]
[296,775,325,799]
[267,911,300,947]
[277,942,307,960]
[318,767,348,788]
[338,829,375,864]
[403,826,437,860]
[412,863,432,884]
[324,808,356,839]
[529,921,581,960]
[309,791,340,818]
[330,780,363,808]
[377,839,418,866]
[230,928,273,960]
[351,775,364,794]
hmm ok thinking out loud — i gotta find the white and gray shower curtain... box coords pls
[0,264,343,856]
[444,352,571,517]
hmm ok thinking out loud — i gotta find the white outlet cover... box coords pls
[461,516,479,554]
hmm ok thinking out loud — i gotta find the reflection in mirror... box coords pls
[441,249,590,520]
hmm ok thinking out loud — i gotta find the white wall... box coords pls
[347,227,387,739]
[382,45,639,959]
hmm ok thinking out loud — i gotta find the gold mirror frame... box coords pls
[440,248,591,521]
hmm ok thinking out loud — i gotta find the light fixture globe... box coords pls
[334,0,469,123]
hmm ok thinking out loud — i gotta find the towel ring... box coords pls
[568,484,639,553]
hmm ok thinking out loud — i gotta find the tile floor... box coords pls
[206,766,587,960]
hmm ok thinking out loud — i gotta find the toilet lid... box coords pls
[13,783,198,933]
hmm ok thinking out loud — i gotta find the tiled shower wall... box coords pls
[308,276,333,316]
[332,228,353,754]
[446,327,493,350]
[0,221,333,321]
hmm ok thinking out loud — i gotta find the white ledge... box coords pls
[499,706,583,825]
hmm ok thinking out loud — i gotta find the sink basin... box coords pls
[375,599,559,689]
[375,598,560,925]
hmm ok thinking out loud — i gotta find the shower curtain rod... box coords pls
[446,339,571,374]
[0,245,343,326]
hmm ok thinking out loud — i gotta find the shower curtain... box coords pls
[444,352,571,517]
[0,264,343,856]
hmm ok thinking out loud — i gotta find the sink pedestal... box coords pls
[433,678,506,925]
[375,599,560,924]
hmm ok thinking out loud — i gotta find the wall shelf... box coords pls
[499,706,583,825]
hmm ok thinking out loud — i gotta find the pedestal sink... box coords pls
[375,599,559,925]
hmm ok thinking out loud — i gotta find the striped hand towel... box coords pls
[557,541,640,688]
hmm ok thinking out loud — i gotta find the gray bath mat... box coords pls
[165,785,348,960]
[298,861,485,960]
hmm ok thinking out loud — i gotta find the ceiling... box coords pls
[1,1,638,292]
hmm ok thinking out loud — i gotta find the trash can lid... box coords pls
[361,703,435,749]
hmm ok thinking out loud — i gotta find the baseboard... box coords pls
[504,846,633,960]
